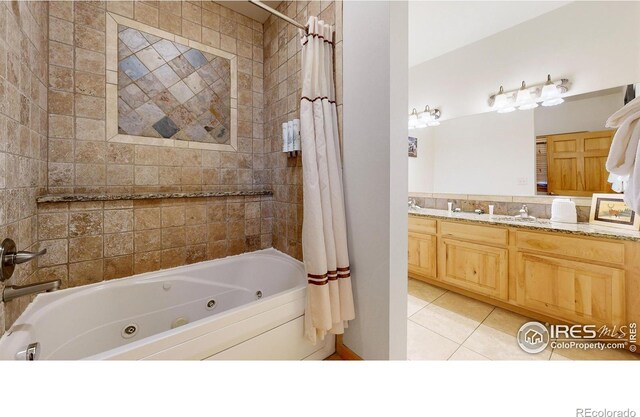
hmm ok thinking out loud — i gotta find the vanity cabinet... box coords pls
[408,214,637,328]
[408,233,437,279]
[515,252,625,327]
[439,238,508,300]
[438,221,509,300]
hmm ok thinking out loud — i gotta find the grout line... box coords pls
[447,344,491,361]
[408,318,462,347]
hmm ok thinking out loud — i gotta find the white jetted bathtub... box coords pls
[0,249,334,360]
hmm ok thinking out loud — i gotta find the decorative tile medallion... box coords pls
[117,25,231,144]
[105,13,237,151]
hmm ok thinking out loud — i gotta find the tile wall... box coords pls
[36,194,273,289]
[47,0,266,195]
[263,0,342,260]
[0,1,49,335]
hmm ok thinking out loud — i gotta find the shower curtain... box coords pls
[300,16,355,344]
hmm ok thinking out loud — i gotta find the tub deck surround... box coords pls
[409,208,640,242]
[36,190,273,203]
[0,249,334,360]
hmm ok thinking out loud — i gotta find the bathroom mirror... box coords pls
[408,1,640,197]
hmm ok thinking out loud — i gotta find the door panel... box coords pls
[516,252,625,326]
[438,238,508,300]
[408,232,437,279]
[546,130,614,196]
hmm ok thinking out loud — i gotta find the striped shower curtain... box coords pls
[299,16,355,344]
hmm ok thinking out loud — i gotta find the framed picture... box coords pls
[408,136,418,158]
[589,193,640,230]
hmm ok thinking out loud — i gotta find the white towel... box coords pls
[605,112,640,176]
[606,96,640,128]
[623,124,640,213]
[605,104,640,213]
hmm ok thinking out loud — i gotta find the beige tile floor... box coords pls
[407,279,639,361]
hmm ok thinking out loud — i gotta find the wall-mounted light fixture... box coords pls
[408,105,441,129]
[489,75,570,112]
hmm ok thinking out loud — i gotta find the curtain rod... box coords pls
[248,0,308,32]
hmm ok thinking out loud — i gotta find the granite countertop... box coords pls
[409,207,640,242]
[37,190,273,203]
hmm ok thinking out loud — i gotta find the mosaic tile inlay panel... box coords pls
[117,25,231,144]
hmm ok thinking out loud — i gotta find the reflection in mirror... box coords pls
[535,86,631,196]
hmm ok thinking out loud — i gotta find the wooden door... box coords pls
[438,238,508,300]
[516,252,625,326]
[408,232,437,279]
[546,130,615,196]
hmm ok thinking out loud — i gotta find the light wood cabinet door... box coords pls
[408,232,437,279]
[439,238,508,300]
[546,130,614,196]
[516,252,625,326]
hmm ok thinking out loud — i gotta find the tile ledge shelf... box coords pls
[36,190,273,203]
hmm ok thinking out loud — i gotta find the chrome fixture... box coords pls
[517,204,537,221]
[474,209,485,215]
[16,342,40,361]
[121,323,138,339]
[248,0,308,32]
[408,105,441,129]
[453,207,462,213]
[519,204,529,218]
[2,279,61,303]
[0,238,47,282]
[408,199,420,210]
[256,290,263,299]
[489,75,570,112]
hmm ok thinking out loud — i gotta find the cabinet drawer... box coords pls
[408,216,437,235]
[408,232,437,279]
[439,238,508,300]
[516,252,625,326]
[441,221,508,246]
[516,231,624,265]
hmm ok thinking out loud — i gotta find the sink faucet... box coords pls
[2,279,61,302]
[408,199,420,209]
[519,204,529,219]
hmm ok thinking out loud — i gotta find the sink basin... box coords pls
[490,215,538,222]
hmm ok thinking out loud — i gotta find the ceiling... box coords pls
[409,1,571,67]
[216,1,282,23]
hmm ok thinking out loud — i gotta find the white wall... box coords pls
[409,1,640,121]
[408,129,434,193]
[342,1,408,360]
[534,89,624,136]
[426,111,535,195]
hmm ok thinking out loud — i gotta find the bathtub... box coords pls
[0,249,335,360]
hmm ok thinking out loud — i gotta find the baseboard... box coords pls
[335,335,362,360]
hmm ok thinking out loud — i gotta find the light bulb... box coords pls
[408,109,419,129]
[493,86,516,113]
[541,75,564,106]
[515,81,538,110]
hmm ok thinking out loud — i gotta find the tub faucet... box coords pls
[1,238,47,281]
[2,279,61,303]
